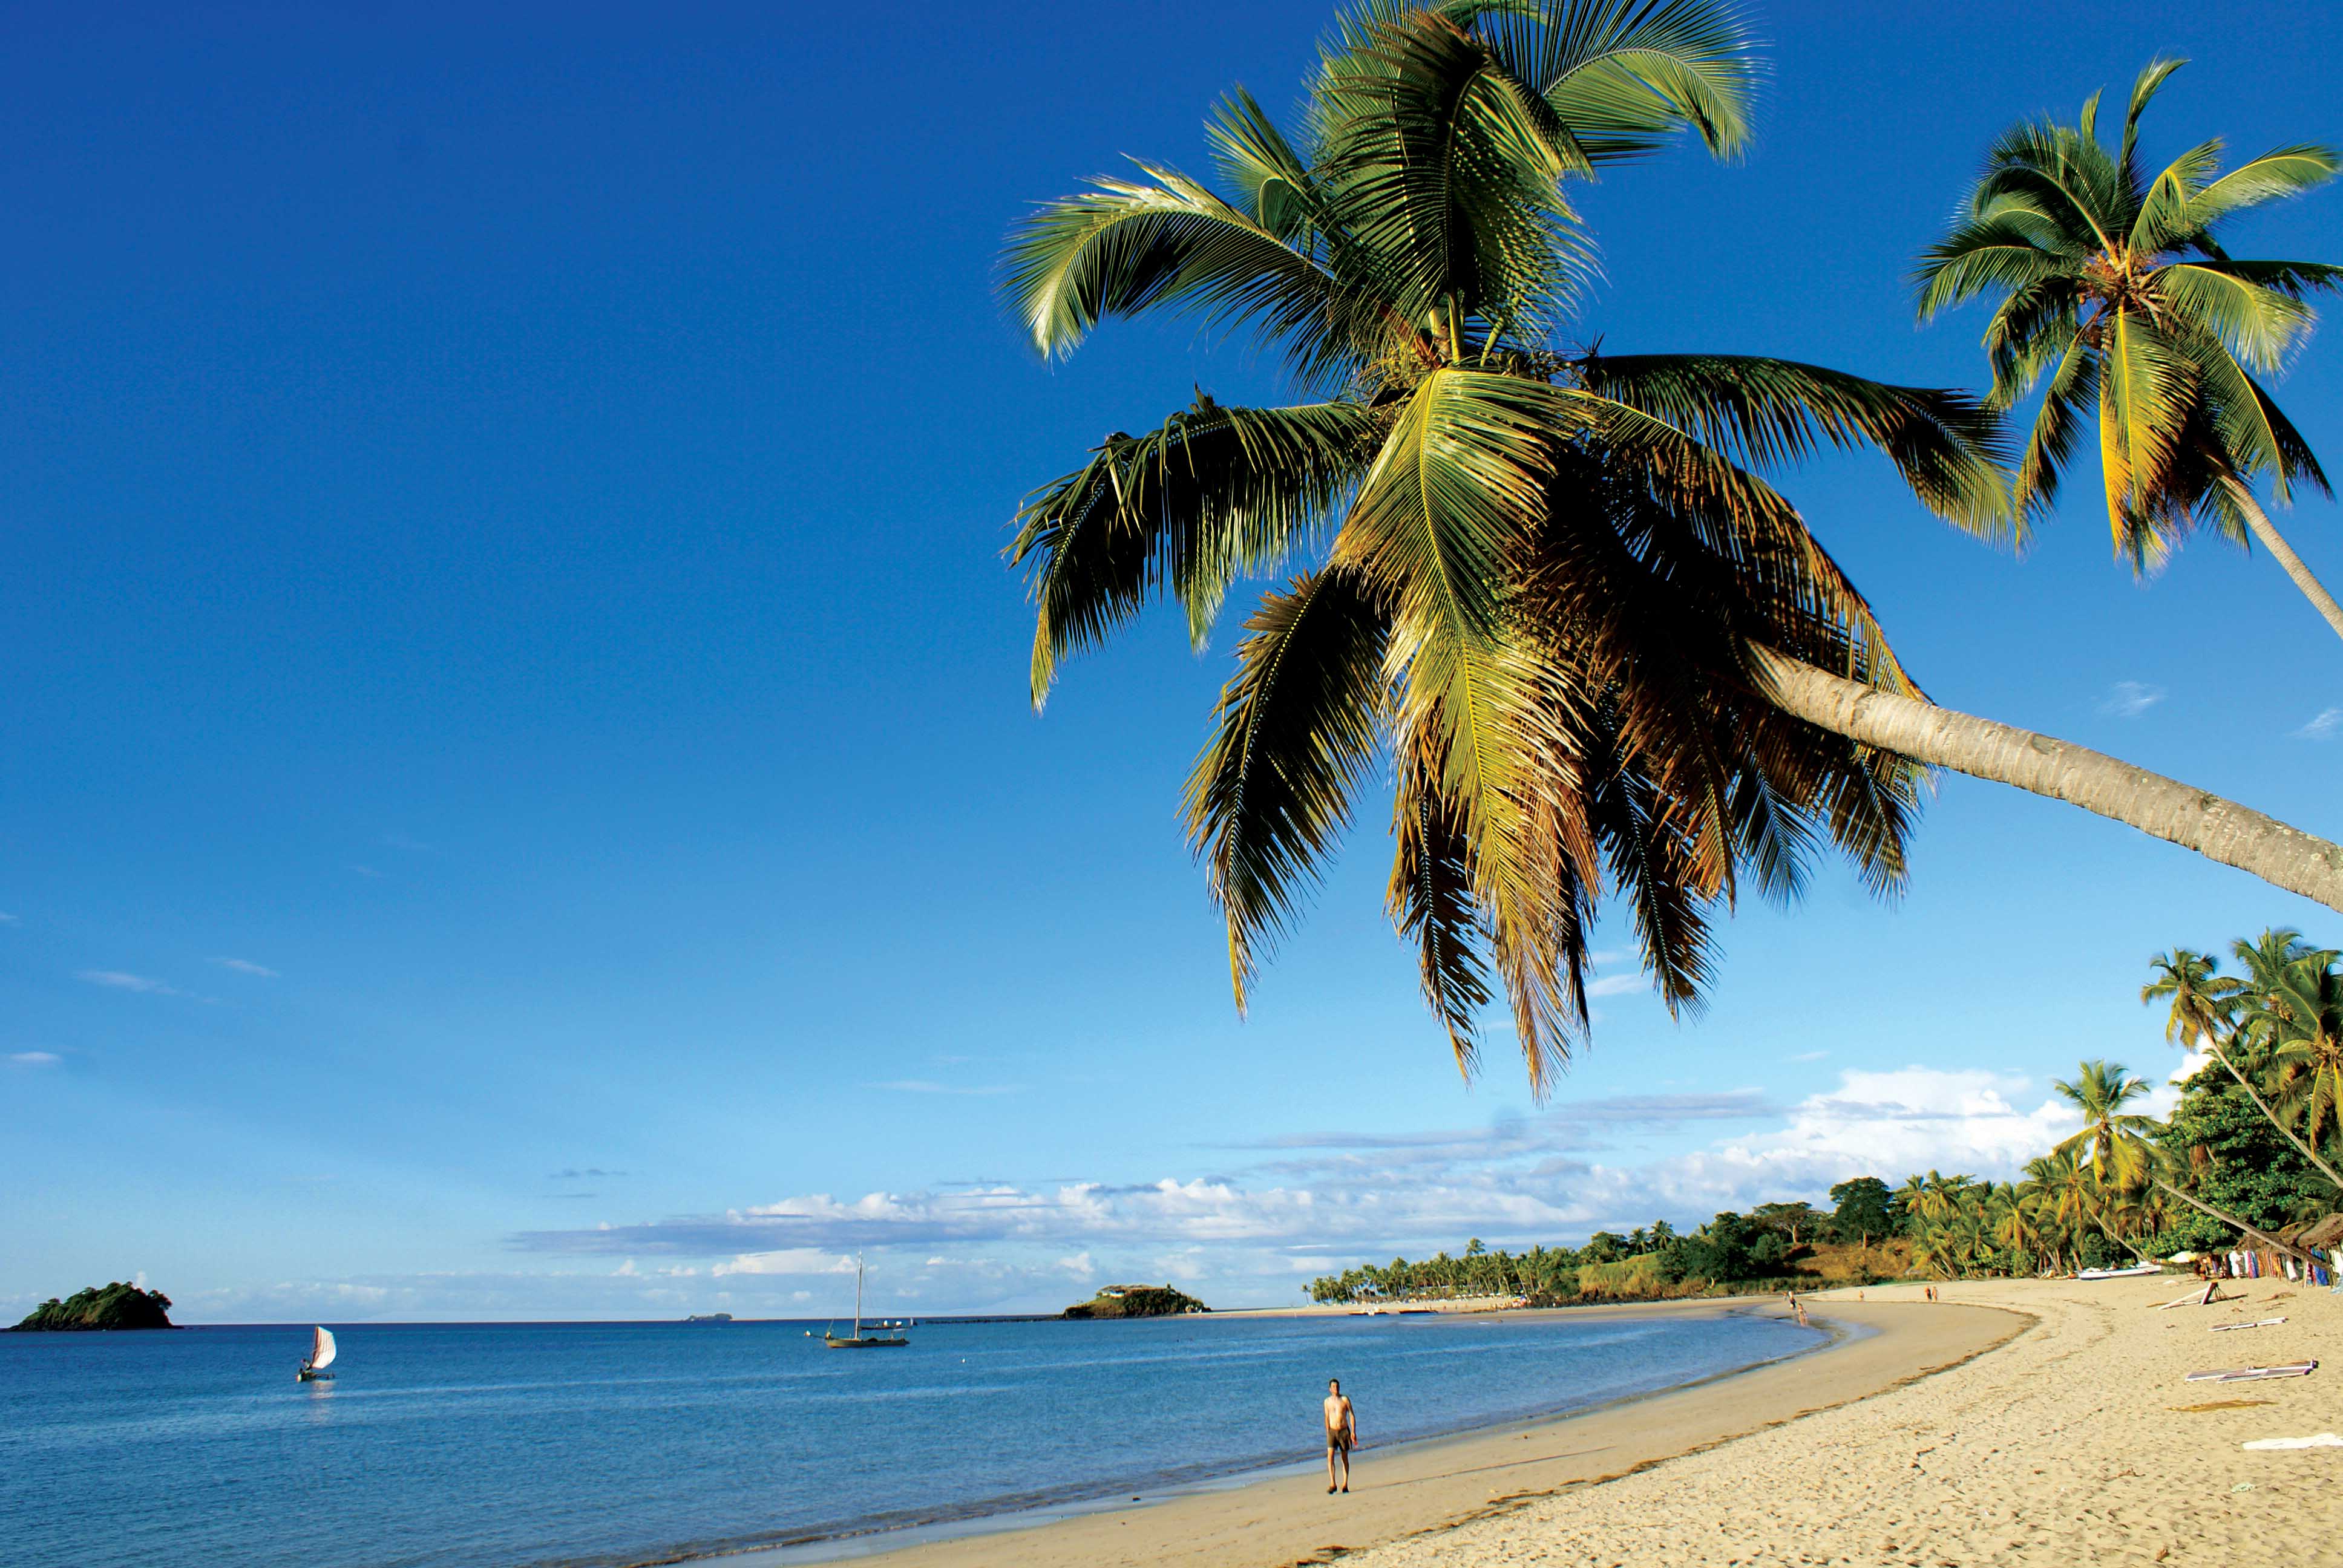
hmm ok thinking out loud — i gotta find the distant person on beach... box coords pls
[1323,1378,1357,1493]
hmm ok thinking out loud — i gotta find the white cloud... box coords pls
[1584,973,1644,998]
[1055,1251,1096,1277]
[710,1249,856,1278]
[75,969,203,999]
[1790,1050,1828,1063]
[2295,707,2343,741]
[8,1051,61,1067]
[210,957,280,978]
[0,912,19,925]
[2099,681,2165,717]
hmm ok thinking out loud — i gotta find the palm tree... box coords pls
[2024,1148,2096,1272]
[2232,932,2343,1180]
[1916,60,2343,638]
[2145,944,2343,1191]
[1001,1,2343,1086]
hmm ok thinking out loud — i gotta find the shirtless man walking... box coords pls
[1323,1378,1357,1493]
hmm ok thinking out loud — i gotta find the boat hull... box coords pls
[823,1336,909,1348]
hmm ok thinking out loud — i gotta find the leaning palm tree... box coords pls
[1002,1,2343,1087]
[1916,59,2343,638]
[2146,943,2343,1191]
[2232,932,2343,1177]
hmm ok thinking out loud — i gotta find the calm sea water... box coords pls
[2,1310,1820,1568]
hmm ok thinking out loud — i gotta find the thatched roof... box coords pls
[2277,1213,2343,1249]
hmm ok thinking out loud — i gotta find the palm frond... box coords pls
[2127,139,2223,258]
[1314,9,1592,339]
[2097,308,2198,564]
[2187,145,2342,230]
[1913,209,2071,322]
[1184,564,1392,1009]
[2119,57,2187,187]
[2158,263,2318,374]
[1386,741,1496,1076]
[999,168,1342,369]
[1571,353,2020,541]
[1012,396,1385,704]
[1207,88,1323,240]
[1473,0,1758,164]
[1336,367,1555,811]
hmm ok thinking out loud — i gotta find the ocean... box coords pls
[1,1309,1822,1568]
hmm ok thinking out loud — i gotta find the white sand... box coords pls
[1348,1276,2341,1567]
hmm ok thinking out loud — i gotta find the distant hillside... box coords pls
[1063,1285,1208,1319]
[13,1282,175,1331]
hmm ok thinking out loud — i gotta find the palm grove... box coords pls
[1000,4,2343,1257]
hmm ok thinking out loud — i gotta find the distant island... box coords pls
[683,1312,732,1323]
[13,1282,175,1331]
[1063,1284,1208,1319]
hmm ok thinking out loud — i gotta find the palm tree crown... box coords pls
[1000,0,2014,1090]
[1915,60,2343,626]
[2052,1059,2160,1191]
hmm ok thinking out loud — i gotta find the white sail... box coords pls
[310,1327,338,1370]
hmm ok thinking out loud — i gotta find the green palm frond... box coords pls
[1012,396,1386,704]
[999,168,1345,369]
[1913,210,2073,324]
[1314,9,1592,342]
[1184,564,1392,1009]
[2118,57,2187,186]
[2158,263,2318,373]
[1473,0,1757,164]
[1207,88,1324,240]
[1386,743,1497,1074]
[2126,139,2224,258]
[2097,309,2198,563]
[1337,367,1553,809]
[2187,146,2342,230]
[1570,353,2020,540]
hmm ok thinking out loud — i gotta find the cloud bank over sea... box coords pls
[139,1067,2100,1322]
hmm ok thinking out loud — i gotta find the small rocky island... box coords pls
[1062,1283,1208,1319]
[13,1282,175,1331]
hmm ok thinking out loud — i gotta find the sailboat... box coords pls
[297,1326,338,1382]
[823,1255,908,1348]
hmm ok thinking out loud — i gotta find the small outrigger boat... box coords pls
[2075,1263,2162,1280]
[297,1326,338,1382]
[824,1255,908,1348]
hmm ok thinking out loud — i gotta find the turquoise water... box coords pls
[0,1311,1820,1568]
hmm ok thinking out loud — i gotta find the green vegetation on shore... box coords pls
[1308,1188,1907,1305]
[1063,1285,1208,1319]
[13,1282,174,1331]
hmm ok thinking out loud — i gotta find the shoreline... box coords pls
[711,1292,2024,1568]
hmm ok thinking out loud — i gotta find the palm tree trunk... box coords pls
[2227,478,2343,645]
[2204,1032,2343,1195]
[2152,1175,2322,1272]
[1752,648,2343,911]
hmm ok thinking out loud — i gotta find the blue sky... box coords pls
[5,0,2342,1321]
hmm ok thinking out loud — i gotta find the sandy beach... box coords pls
[775,1278,2339,1568]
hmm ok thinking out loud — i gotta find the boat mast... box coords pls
[853,1253,863,1339]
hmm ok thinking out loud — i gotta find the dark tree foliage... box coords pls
[1828,1177,1899,1246]
[13,1282,174,1331]
[2163,1061,2330,1248]
[1063,1285,1209,1319]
